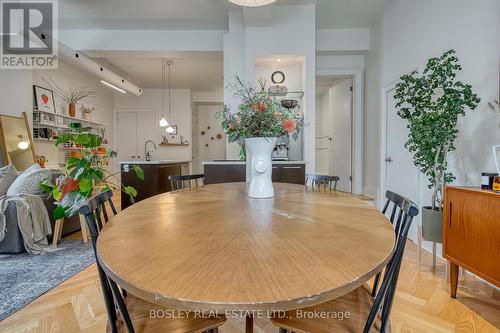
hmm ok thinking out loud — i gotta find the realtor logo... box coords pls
[1,0,58,69]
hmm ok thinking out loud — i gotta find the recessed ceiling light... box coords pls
[227,0,276,7]
[277,58,282,62]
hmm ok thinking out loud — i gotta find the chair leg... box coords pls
[109,278,135,333]
[279,329,288,333]
[371,272,381,297]
[97,266,118,333]
[417,225,422,271]
[52,218,63,247]
[432,242,437,268]
[79,214,89,243]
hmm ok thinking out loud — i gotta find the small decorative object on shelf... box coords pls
[218,76,304,198]
[281,99,298,110]
[39,127,144,219]
[42,77,95,117]
[268,70,288,96]
[80,104,95,120]
[36,155,47,168]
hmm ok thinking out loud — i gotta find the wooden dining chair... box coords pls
[79,191,226,333]
[169,174,205,191]
[305,174,340,191]
[271,191,418,333]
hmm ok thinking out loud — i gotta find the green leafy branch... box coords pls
[394,50,480,210]
[39,127,144,219]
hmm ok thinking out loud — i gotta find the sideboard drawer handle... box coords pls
[283,166,302,169]
[449,202,452,228]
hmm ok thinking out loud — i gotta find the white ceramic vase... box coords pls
[245,137,277,199]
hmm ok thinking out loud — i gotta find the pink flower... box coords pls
[283,119,297,133]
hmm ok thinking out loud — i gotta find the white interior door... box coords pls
[136,111,158,161]
[191,111,199,173]
[117,112,138,162]
[330,79,352,192]
[385,88,420,240]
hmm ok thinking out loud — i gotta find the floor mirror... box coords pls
[0,112,36,171]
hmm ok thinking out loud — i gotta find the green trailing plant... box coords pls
[394,50,480,211]
[40,125,144,219]
[217,76,304,160]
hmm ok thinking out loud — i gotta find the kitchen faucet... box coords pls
[144,140,157,161]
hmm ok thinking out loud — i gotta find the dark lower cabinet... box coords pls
[120,162,189,209]
[204,163,305,185]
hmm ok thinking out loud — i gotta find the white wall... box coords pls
[365,0,500,250]
[0,69,33,118]
[366,0,500,197]
[32,58,115,167]
[113,89,192,162]
[197,104,226,171]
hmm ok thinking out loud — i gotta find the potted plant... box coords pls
[40,125,144,219]
[36,155,47,168]
[394,50,480,242]
[80,104,95,120]
[217,76,304,198]
[43,77,95,117]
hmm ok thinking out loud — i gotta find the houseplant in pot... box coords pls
[217,76,304,198]
[43,77,95,117]
[394,49,480,243]
[40,125,144,219]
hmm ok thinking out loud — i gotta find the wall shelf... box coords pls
[34,109,106,127]
[159,143,189,147]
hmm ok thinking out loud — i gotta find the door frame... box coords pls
[316,69,363,194]
[113,108,159,172]
[379,80,422,241]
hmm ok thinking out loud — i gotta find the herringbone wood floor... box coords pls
[1,193,499,333]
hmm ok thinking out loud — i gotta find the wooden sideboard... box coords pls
[443,186,500,297]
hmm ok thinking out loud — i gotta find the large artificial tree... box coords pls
[394,49,480,211]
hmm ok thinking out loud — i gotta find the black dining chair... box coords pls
[371,190,416,297]
[168,174,205,191]
[271,191,418,333]
[79,190,226,333]
[305,174,340,191]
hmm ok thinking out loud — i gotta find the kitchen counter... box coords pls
[203,160,306,185]
[120,160,190,209]
[120,160,190,165]
[202,160,306,165]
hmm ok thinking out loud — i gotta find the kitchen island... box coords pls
[120,160,190,209]
[203,160,306,185]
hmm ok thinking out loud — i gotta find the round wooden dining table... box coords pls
[97,182,395,332]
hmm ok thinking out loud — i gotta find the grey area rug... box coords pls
[0,240,95,320]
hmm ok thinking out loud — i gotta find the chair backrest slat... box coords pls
[169,174,205,191]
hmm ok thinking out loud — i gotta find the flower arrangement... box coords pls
[217,76,304,159]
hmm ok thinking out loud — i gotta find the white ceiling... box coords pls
[59,0,391,30]
[89,51,223,91]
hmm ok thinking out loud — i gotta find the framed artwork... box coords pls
[169,125,178,135]
[33,85,56,113]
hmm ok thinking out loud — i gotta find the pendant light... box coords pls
[165,60,175,134]
[159,58,169,127]
[227,0,276,6]
[17,135,29,150]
